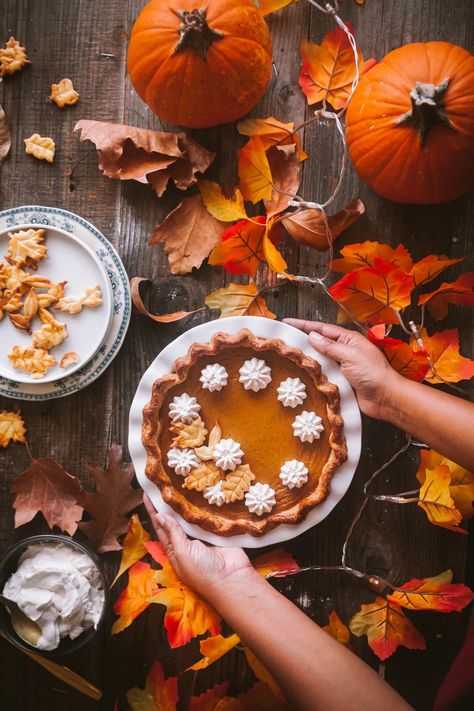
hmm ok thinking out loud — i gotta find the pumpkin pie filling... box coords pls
[142,329,347,536]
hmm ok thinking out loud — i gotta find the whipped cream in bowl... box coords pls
[0,535,107,656]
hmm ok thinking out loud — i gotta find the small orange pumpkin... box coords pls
[346,42,474,204]
[127,0,272,129]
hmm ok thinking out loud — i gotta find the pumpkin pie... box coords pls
[142,329,347,536]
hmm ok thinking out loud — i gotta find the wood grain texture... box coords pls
[0,1,472,709]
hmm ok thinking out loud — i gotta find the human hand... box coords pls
[284,319,399,420]
[144,495,258,603]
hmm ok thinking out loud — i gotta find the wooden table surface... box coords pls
[0,1,473,709]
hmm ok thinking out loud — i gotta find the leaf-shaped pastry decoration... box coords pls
[195,421,222,461]
[0,410,26,448]
[8,345,56,378]
[223,464,256,503]
[170,416,207,448]
[6,228,47,267]
[182,462,222,492]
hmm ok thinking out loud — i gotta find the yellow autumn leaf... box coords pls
[262,217,292,278]
[24,134,55,162]
[237,115,307,160]
[238,136,273,203]
[0,410,26,448]
[198,180,248,222]
[417,449,474,521]
[205,282,276,319]
[418,465,465,533]
[111,514,151,587]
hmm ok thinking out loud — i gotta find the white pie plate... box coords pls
[129,316,362,548]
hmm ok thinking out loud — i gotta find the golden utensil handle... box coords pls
[0,630,102,700]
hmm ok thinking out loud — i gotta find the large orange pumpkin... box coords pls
[346,42,474,204]
[127,0,272,129]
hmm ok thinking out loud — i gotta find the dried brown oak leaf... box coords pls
[8,345,56,378]
[150,194,225,275]
[223,464,255,503]
[50,78,79,108]
[24,134,55,163]
[183,462,222,492]
[7,228,47,267]
[0,104,11,165]
[11,458,84,535]
[0,37,30,77]
[78,444,143,553]
[0,410,26,448]
[171,416,208,448]
[74,120,214,198]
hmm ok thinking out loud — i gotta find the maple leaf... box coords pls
[252,0,296,15]
[410,255,464,288]
[282,199,365,250]
[149,195,225,275]
[243,644,286,703]
[189,682,230,711]
[74,120,214,197]
[183,462,222,492]
[412,328,474,384]
[322,611,351,646]
[24,134,55,162]
[146,541,221,648]
[0,37,30,77]
[131,277,201,324]
[198,180,248,222]
[238,136,273,203]
[111,514,151,587]
[331,241,413,274]
[8,345,56,379]
[11,458,84,535]
[189,633,240,671]
[0,410,26,448]
[349,597,426,661]
[417,464,465,534]
[50,78,79,108]
[78,444,143,553]
[223,464,256,503]
[112,561,159,634]
[126,660,179,711]
[0,103,11,165]
[418,272,474,320]
[367,328,429,382]
[417,449,474,521]
[329,257,414,325]
[252,547,300,578]
[299,24,376,110]
[388,570,474,613]
[205,283,276,320]
[237,115,307,160]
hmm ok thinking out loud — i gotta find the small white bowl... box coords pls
[0,223,113,384]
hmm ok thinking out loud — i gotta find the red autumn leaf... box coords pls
[367,327,429,382]
[388,570,474,612]
[252,547,300,578]
[146,541,221,648]
[126,660,179,711]
[237,115,307,160]
[238,136,273,203]
[111,514,151,587]
[417,449,474,521]
[11,458,84,535]
[299,24,376,110]
[412,328,474,384]
[78,444,143,553]
[189,633,240,671]
[189,682,230,711]
[331,241,413,274]
[349,596,426,661]
[131,277,202,324]
[112,561,159,634]
[418,272,474,320]
[329,257,414,324]
[322,611,351,646]
[205,283,276,320]
[410,255,464,288]
[282,199,365,251]
[208,216,283,277]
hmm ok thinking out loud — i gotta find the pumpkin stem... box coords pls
[398,79,453,147]
[175,8,223,59]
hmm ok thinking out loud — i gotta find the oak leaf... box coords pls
[237,115,307,160]
[329,257,414,324]
[0,410,26,448]
[349,597,426,661]
[410,255,463,288]
[11,457,84,535]
[149,195,225,275]
[111,514,151,587]
[299,25,376,110]
[283,199,365,250]
[412,328,474,384]
[78,443,143,553]
[0,104,11,165]
[198,180,248,222]
[171,416,208,448]
[7,228,47,267]
[417,449,474,521]
[331,241,413,274]
[189,682,230,710]
[32,320,68,350]
[189,634,240,671]
[146,541,221,648]
[8,345,56,378]
[223,464,256,503]
[183,462,222,492]
[264,144,300,216]
[131,277,201,324]
[367,328,429,382]
[418,272,474,320]
[205,283,276,320]
[417,464,464,533]
[388,570,474,612]
[75,120,213,197]
[127,660,179,711]
[252,547,300,578]
[322,610,351,646]
[238,136,273,203]
[112,561,159,634]
[50,78,79,108]
[0,37,30,77]
[24,134,55,163]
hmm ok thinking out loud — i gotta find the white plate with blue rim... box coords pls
[129,316,362,548]
[0,206,131,401]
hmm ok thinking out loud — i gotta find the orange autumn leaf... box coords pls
[0,410,26,447]
[112,561,159,634]
[131,277,202,324]
[418,272,474,320]
[238,136,273,203]
[252,0,296,15]
[189,633,240,671]
[229,681,290,710]
[412,328,474,384]
[205,283,276,320]
[367,328,429,382]
[322,611,351,646]
[237,116,307,160]
[189,682,230,711]
[282,199,364,251]
[417,465,465,534]
[243,644,286,703]
[146,541,221,648]
[349,597,426,661]
[126,660,179,711]
[388,570,474,613]
[111,514,151,587]
[263,218,292,277]
[417,449,474,521]
[264,144,300,216]
[208,216,284,277]
[329,257,414,324]
[331,241,413,274]
[252,547,300,578]
[410,255,463,288]
[299,24,376,110]
[198,180,248,222]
